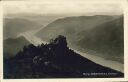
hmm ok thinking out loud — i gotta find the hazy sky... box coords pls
[3,0,123,16]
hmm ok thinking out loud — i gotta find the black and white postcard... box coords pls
[0,0,128,82]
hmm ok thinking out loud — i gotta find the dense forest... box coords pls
[4,35,123,78]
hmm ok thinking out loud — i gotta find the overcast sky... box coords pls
[3,0,123,16]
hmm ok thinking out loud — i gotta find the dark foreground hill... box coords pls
[4,35,124,78]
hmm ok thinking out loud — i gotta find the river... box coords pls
[17,29,124,73]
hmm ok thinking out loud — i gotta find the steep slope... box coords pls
[3,18,42,39]
[4,36,30,59]
[76,16,123,63]
[4,35,124,78]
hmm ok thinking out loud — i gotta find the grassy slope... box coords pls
[4,36,30,59]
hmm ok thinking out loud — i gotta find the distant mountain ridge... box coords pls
[36,15,120,42]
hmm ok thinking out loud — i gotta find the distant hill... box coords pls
[4,35,123,78]
[3,18,42,39]
[36,15,123,63]
[5,13,65,28]
[36,15,118,41]
[4,36,30,59]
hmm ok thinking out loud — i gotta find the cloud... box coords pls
[3,0,123,15]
